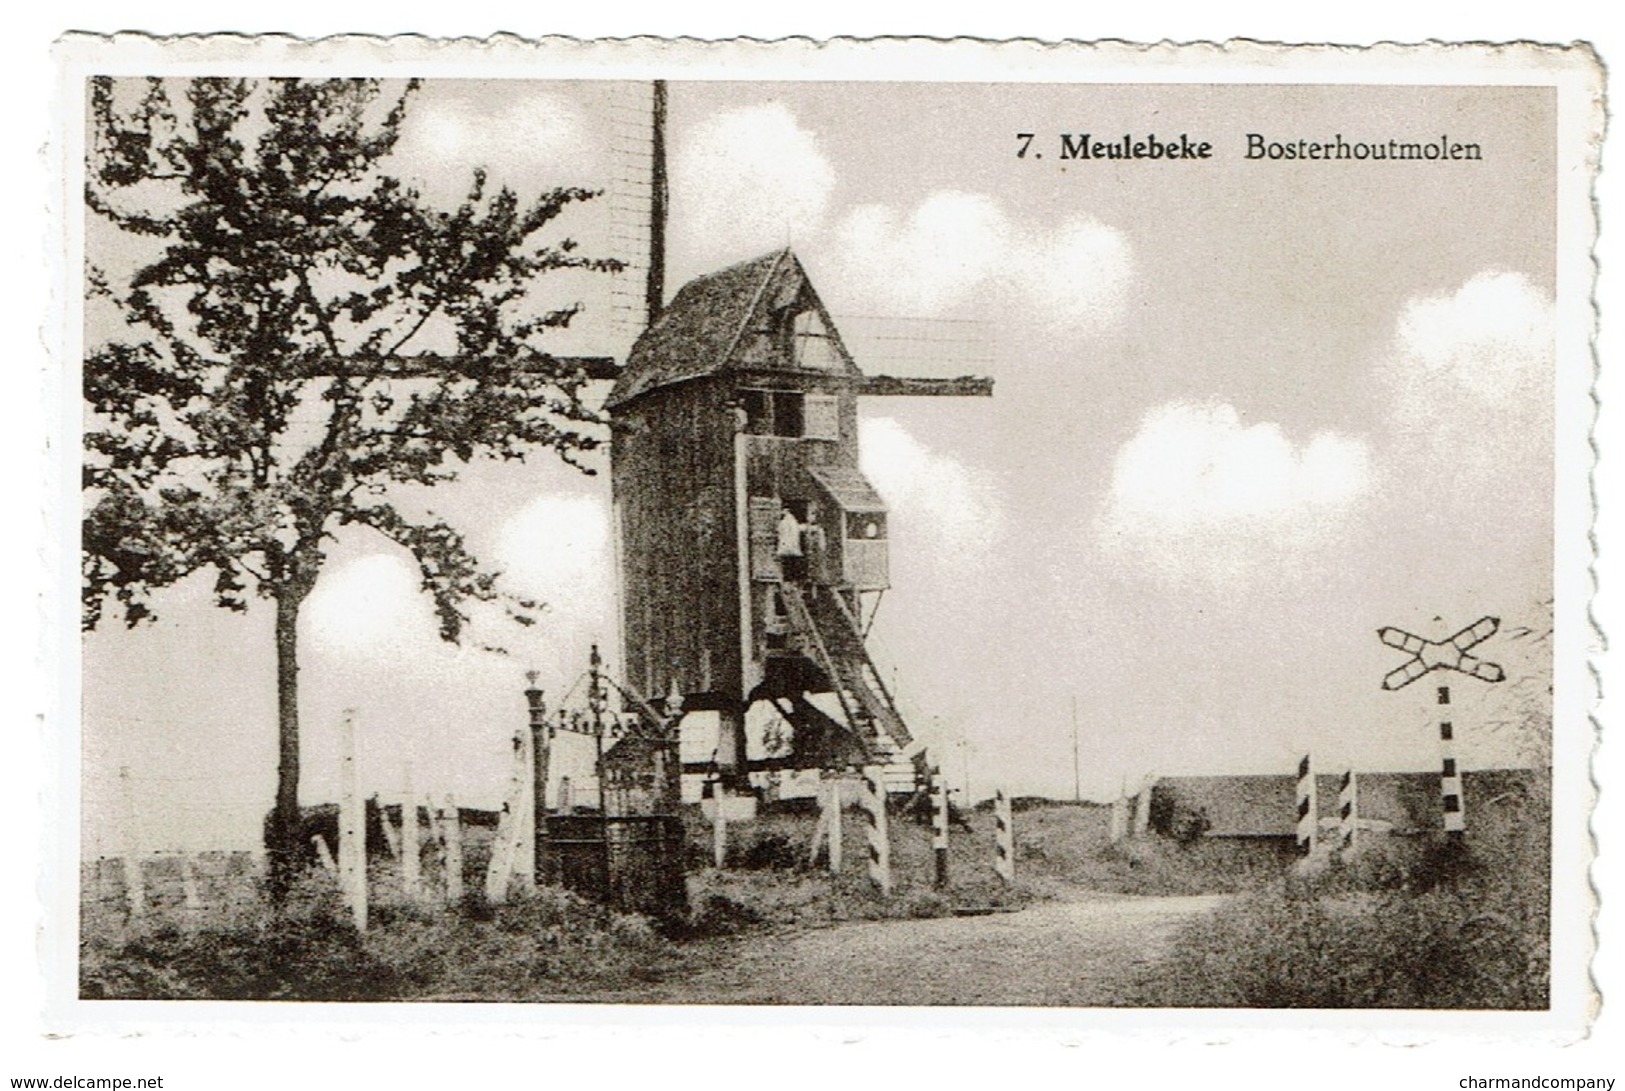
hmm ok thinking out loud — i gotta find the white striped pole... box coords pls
[1337,770,1358,853]
[993,789,1015,884]
[1295,753,1317,854]
[861,765,892,894]
[931,771,949,889]
[1439,685,1465,836]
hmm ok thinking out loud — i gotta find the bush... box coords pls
[80,872,681,1001]
[1147,803,1550,1010]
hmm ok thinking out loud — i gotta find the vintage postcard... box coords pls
[46,35,1601,1041]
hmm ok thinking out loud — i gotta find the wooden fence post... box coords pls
[400,761,421,902]
[828,777,843,874]
[712,785,728,868]
[513,729,536,895]
[179,854,203,912]
[338,710,367,932]
[484,731,527,904]
[119,766,145,920]
[931,771,949,889]
[312,834,337,873]
[993,788,1015,885]
[1133,784,1152,837]
[436,794,464,906]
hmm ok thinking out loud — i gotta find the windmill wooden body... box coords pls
[606,247,990,790]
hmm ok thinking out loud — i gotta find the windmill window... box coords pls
[803,394,839,441]
[741,388,806,438]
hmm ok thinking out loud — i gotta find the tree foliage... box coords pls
[84,76,617,638]
[83,76,621,894]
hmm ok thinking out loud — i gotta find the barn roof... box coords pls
[606,248,860,409]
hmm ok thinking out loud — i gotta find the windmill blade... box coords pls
[1377,627,1427,654]
[1448,615,1500,654]
[1382,657,1430,691]
[1457,654,1506,684]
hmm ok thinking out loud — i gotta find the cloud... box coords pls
[828,192,1133,333]
[671,103,836,269]
[860,416,1001,558]
[1098,402,1371,585]
[833,192,1011,314]
[305,552,441,658]
[1381,271,1554,457]
[390,89,600,205]
[493,493,615,629]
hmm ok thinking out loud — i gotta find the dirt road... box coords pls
[635,889,1229,1006]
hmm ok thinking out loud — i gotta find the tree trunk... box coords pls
[267,586,306,903]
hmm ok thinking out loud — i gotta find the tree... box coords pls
[82,77,620,898]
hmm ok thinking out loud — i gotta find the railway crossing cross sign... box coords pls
[1377,615,1504,839]
[1376,616,1506,691]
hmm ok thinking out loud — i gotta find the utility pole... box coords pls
[1071,695,1081,804]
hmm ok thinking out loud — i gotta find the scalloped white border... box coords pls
[36,33,1604,1051]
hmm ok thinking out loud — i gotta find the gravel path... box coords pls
[637,890,1230,1006]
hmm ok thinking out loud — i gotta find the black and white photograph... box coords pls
[18,28,1613,1087]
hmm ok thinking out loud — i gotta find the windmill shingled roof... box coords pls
[606,248,857,408]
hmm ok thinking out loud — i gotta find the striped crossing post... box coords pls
[861,765,892,894]
[993,789,1015,884]
[931,771,949,889]
[1295,753,1317,854]
[1337,770,1358,853]
[1438,685,1465,837]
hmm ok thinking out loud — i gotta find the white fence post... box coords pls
[993,789,1015,885]
[484,731,526,904]
[1133,784,1152,837]
[119,765,146,920]
[1109,796,1128,843]
[400,761,421,902]
[338,710,367,932]
[861,766,892,894]
[437,793,464,906]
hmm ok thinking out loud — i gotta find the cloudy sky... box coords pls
[82,80,1560,853]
